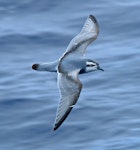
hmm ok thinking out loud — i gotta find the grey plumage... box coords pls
[32,15,103,130]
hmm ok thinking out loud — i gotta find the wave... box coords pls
[0,32,71,46]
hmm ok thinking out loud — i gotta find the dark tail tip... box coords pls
[32,64,39,70]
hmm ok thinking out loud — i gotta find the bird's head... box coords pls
[85,59,104,73]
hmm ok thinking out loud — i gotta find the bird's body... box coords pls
[32,58,101,74]
[32,15,103,130]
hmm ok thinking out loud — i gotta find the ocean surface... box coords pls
[0,0,140,150]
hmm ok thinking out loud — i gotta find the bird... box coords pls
[32,15,104,131]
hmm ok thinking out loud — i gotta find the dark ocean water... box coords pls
[0,0,140,150]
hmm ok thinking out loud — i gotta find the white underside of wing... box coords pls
[53,70,82,130]
[65,15,99,54]
[53,15,99,130]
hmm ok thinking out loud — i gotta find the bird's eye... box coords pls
[87,64,95,67]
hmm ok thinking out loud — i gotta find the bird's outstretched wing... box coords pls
[53,69,82,130]
[58,15,99,74]
[53,15,99,130]
[65,15,99,54]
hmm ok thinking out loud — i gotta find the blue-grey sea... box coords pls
[0,0,140,150]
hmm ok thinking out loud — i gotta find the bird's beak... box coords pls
[98,66,104,71]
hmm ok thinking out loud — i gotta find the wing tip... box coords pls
[53,107,73,131]
[89,14,97,23]
[53,121,63,131]
[53,126,58,131]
